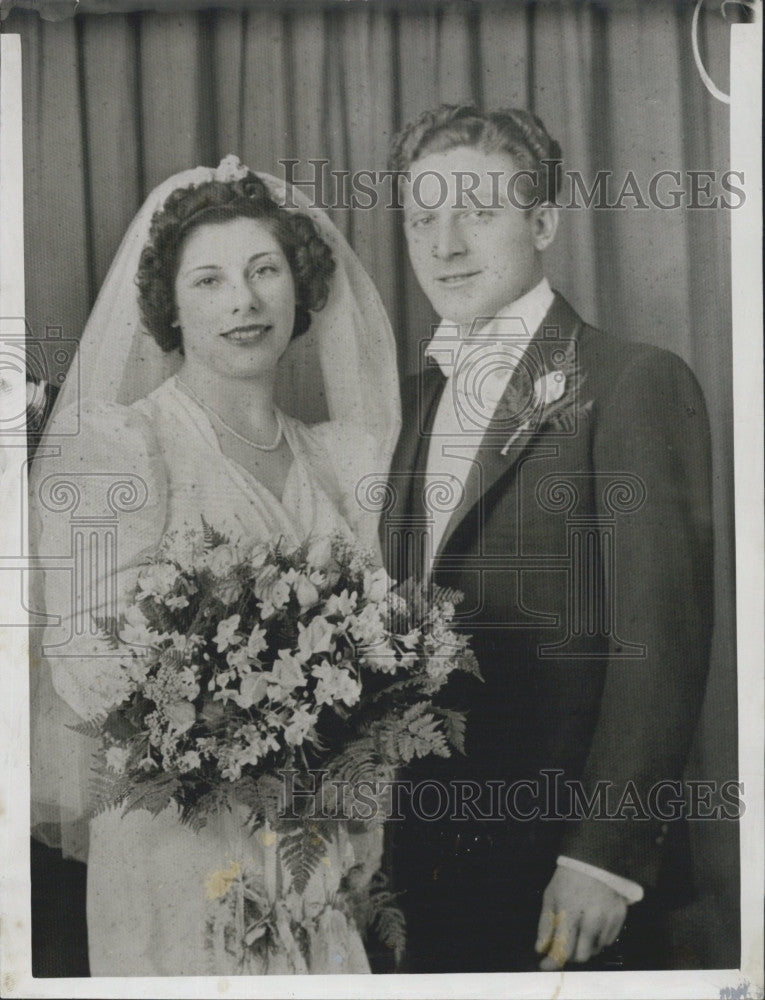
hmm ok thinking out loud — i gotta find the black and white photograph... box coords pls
[0,1,762,996]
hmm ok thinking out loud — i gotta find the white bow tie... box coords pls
[430,339,525,405]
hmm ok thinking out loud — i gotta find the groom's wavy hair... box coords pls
[389,104,563,207]
[137,171,336,353]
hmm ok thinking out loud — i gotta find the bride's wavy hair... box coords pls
[137,171,336,353]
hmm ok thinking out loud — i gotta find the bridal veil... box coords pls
[29,155,400,861]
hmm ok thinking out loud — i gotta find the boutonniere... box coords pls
[500,344,592,456]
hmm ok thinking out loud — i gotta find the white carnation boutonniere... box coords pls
[533,370,567,407]
[500,347,592,456]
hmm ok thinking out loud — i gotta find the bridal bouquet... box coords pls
[81,521,480,965]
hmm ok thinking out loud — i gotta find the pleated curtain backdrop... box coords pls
[6,0,739,966]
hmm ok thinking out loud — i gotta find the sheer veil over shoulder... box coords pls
[29,156,400,975]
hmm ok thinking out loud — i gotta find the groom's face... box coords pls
[402,145,555,332]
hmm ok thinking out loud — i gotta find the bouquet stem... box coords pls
[263,817,278,903]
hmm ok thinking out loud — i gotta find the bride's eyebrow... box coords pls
[184,251,280,275]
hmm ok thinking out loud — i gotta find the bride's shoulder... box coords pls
[295,418,378,471]
[42,397,163,475]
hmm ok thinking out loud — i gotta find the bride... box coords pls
[29,155,400,976]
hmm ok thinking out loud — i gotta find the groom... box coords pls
[381,105,713,973]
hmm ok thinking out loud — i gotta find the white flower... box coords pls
[283,706,318,746]
[296,616,336,662]
[136,561,179,600]
[205,544,239,577]
[306,537,333,570]
[422,654,455,693]
[216,577,243,606]
[533,370,566,406]
[325,589,357,618]
[349,604,386,645]
[164,594,189,611]
[294,573,320,610]
[440,600,456,621]
[237,724,281,763]
[363,567,392,604]
[397,650,418,670]
[311,660,362,707]
[93,660,134,709]
[221,760,242,782]
[126,653,151,685]
[120,604,155,647]
[176,666,200,700]
[361,643,399,674]
[234,671,269,709]
[246,625,268,659]
[214,614,241,652]
[254,566,291,617]
[165,699,196,734]
[178,750,202,773]
[226,646,251,674]
[399,628,422,650]
[268,650,306,695]
[105,745,130,774]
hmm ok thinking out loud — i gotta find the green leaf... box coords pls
[200,514,229,550]
[278,823,327,895]
[346,871,406,969]
[102,708,139,742]
[373,903,407,968]
[455,648,483,680]
[392,703,450,763]
[433,706,467,755]
[67,716,107,739]
[237,773,284,829]
[92,615,121,647]
[122,772,181,818]
[326,735,382,787]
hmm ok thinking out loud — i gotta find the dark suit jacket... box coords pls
[383,293,713,899]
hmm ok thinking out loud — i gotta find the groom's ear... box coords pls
[530,204,559,252]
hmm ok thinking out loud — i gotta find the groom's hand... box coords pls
[534,866,627,969]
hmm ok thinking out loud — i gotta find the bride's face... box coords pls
[174,216,297,378]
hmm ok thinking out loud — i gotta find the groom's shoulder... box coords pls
[562,299,703,402]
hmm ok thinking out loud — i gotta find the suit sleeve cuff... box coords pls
[557,855,644,904]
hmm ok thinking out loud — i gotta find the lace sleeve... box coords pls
[29,401,168,859]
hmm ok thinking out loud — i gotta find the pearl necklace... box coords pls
[176,377,284,453]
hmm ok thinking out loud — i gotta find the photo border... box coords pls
[0,7,762,997]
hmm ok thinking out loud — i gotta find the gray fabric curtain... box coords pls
[6,0,738,966]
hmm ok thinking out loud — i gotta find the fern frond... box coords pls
[199,514,229,550]
[238,773,284,829]
[122,772,180,818]
[432,706,467,755]
[373,702,450,765]
[68,717,107,739]
[326,735,385,788]
[345,870,406,969]
[279,823,327,895]
[87,764,132,818]
[364,672,423,705]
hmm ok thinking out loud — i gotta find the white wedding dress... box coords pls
[33,376,383,976]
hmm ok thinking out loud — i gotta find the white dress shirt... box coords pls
[423,277,643,905]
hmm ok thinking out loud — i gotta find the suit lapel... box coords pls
[433,293,583,564]
[384,361,446,579]
[406,362,446,521]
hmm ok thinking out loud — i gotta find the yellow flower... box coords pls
[204,861,241,900]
